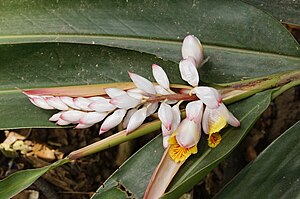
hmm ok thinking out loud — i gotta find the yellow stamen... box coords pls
[168,136,198,163]
[208,132,222,148]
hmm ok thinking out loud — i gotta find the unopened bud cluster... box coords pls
[24,35,240,155]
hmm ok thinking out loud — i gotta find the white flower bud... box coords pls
[49,111,64,121]
[29,96,54,110]
[152,64,170,89]
[79,112,108,125]
[179,57,199,87]
[128,72,156,95]
[45,97,69,110]
[89,98,116,112]
[158,103,173,131]
[73,97,93,111]
[99,109,126,134]
[123,108,138,128]
[60,110,86,123]
[56,118,71,126]
[126,107,147,133]
[127,91,144,100]
[186,100,203,124]
[60,96,80,110]
[154,85,169,95]
[110,93,141,109]
[182,35,204,67]
[75,123,94,129]
[192,86,222,109]
[105,88,126,98]
[145,102,159,116]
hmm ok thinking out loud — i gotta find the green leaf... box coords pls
[0,158,70,198]
[0,0,299,129]
[214,120,300,199]
[92,90,273,199]
[244,0,300,25]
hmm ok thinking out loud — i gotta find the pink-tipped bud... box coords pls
[79,112,108,125]
[126,107,147,134]
[182,35,204,67]
[110,93,141,109]
[89,98,116,112]
[29,96,54,110]
[75,123,94,129]
[49,111,64,121]
[128,72,156,95]
[158,103,173,131]
[179,57,199,87]
[60,96,80,110]
[152,64,170,89]
[105,88,126,98]
[45,97,69,110]
[175,119,201,148]
[186,100,203,124]
[73,97,93,111]
[192,86,221,109]
[60,110,86,123]
[56,118,71,126]
[99,109,126,134]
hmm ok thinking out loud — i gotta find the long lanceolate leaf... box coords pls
[0,158,70,198]
[215,121,300,199]
[92,90,273,198]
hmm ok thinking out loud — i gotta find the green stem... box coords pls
[68,70,300,160]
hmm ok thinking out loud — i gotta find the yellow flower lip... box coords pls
[168,135,198,163]
[208,132,222,148]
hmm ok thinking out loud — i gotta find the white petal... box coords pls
[186,100,203,124]
[45,97,69,110]
[127,88,146,95]
[158,103,173,131]
[56,118,71,126]
[152,64,170,89]
[88,96,106,101]
[29,96,54,110]
[89,98,116,112]
[163,135,170,149]
[110,93,141,109]
[49,111,64,121]
[145,102,159,116]
[60,110,85,123]
[193,86,221,109]
[175,119,201,148]
[123,108,138,128]
[75,123,94,129]
[161,124,172,137]
[202,107,210,134]
[219,103,240,127]
[60,96,80,109]
[105,88,126,98]
[79,112,108,125]
[126,107,147,133]
[74,97,93,111]
[99,109,126,134]
[179,57,199,87]
[128,72,156,95]
[171,105,181,130]
[182,35,204,67]
[154,85,169,95]
[127,91,144,100]
[202,105,228,135]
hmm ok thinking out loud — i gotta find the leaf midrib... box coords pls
[1,34,300,61]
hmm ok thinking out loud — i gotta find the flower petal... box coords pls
[110,93,141,109]
[179,57,199,87]
[152,64,170,89]
[186,100,203,124]
[60,110,85,123]
[49,111,64,121]
[75,123,94,129]
[99,109,126,134]
[182,35,204,67]
[193,86,221,109]
[126,107,147,133]
[60,96,80,110]
[73,97,93,111]
[45,97,69,110]
[158,103,173,131]
[79,112,108,125]
[122,108,138,128]
[89,98,116,112]
[29,96,54,110]
[128,72,156,95]
[145,102,159,116]
[105,88,126,98]
[175,119,201,148]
